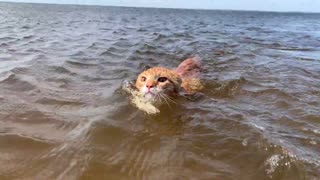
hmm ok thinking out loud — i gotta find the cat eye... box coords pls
[158,77,168,82]
[141,76,146,82]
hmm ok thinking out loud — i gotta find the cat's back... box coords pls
[175,56,203,94]
[175,56,202,79]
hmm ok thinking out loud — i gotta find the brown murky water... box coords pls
[0,2,320,180]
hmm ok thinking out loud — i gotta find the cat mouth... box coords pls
[143,92,157,100]
[146,91,155,95]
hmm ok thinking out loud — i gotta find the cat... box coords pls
[135,56,203,106]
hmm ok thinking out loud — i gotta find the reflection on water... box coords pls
[0,2,320,179]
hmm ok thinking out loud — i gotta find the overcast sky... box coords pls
[1,0,320,12]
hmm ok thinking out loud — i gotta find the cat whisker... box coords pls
[159,93,171,108]
[154,94,160,102]
[162,93,177,105]
[160,93,178,109]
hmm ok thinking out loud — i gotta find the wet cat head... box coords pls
[135,67,182,104]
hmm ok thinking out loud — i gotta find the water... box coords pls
[0,2,319,179]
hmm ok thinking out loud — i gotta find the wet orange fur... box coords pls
[135,57,203,100]
[135,67,182,97]
[176,56,203,94]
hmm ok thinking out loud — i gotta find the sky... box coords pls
[1,0,320,13]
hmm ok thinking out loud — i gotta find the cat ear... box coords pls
[143,65,152,71]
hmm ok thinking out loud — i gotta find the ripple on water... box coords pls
[0,3,320,179]
[0,74,37,92]
[64,60,99,69]
[99,50,125,58]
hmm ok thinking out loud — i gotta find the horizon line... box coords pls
[1,1,320,14]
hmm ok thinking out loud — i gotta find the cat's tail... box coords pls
[175,55,202,79]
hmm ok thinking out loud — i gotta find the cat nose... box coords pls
[146,84,154,89]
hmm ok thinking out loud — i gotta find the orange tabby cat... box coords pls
[135,56,203,105]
